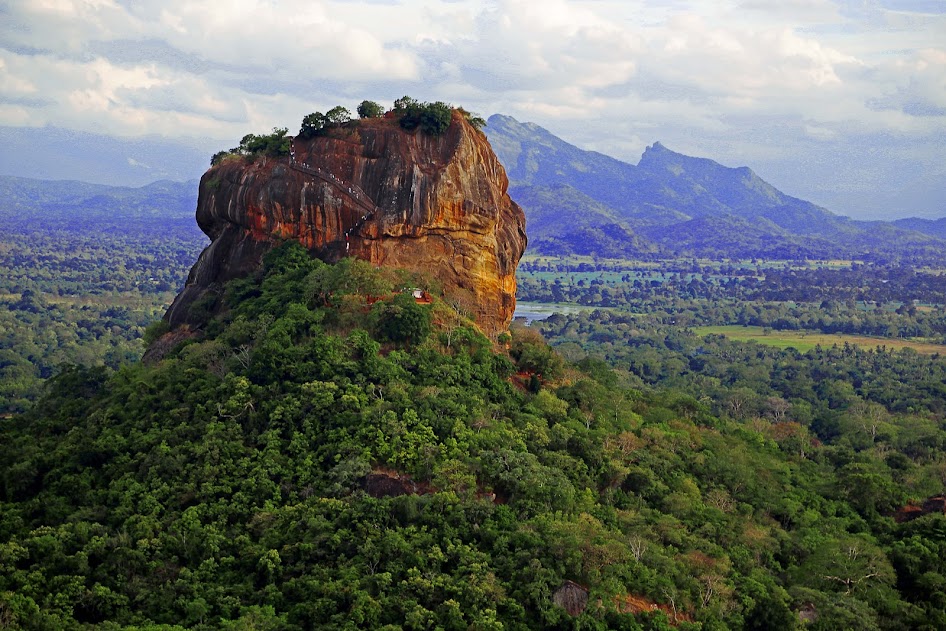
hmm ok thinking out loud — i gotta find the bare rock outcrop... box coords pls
[165,111,526,335]
[553,581,589,616]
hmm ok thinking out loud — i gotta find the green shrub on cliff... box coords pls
[458,106,487,130]
[298,107,352,139]
[212,127,290,165]
[357,99,384,119]
[298,111,328,138]
[214,98,466,166]
[393,96,453,136]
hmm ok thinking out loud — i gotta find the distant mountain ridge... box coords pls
[484,114,946,262]
[0,175,199,232]
[893,217,946,240]
[3,117,945,262]
[0,125,213,187]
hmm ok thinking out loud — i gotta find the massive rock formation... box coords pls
[165,111,527,335]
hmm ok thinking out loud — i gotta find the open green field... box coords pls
[519,254,862,270]
[694,325,946,355]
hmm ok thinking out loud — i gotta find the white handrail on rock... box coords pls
[288,155,384,253]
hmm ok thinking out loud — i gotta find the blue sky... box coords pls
[0,0,943,218]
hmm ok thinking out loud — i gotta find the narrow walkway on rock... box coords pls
[288,144,388,252]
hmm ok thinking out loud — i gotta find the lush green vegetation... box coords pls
[3,243,946,629]
[1,167,944,628]
[692,326,946,355]
[517,258,946,342]
[0,219,205,416]
[392,96,454,136]
[524,260,946,630]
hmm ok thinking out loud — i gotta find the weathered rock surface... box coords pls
[165,112,526,335]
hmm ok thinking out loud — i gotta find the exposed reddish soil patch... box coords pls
[894,495,946,523]
[615,593,692,625]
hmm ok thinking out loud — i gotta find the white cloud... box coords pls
[804,123,839,140]
[0,0,943,217]
[0,58,38,96]
[640,13,861,110]
[458,0,641,91]
[161,2,417,80]
[0,0,421,137]
[0,104,33,126]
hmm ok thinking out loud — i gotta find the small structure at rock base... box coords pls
[409,288,433,304]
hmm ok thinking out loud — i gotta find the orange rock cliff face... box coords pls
[165,111,527,336]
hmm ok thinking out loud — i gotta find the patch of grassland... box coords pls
[694,325,946,355]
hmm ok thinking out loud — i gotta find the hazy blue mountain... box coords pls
[893,217,946,240]
[633,142,849,236]
[0,126,214,187]
[0,175,200,232]
[3,116,943,262]
[485,114,946,261]
[506,184,659,258]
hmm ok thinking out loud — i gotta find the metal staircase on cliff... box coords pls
[288,143,386,253]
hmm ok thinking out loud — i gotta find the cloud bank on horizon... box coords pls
[0,0,943,218]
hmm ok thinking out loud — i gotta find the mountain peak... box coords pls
[485,114,563,147]
[638,141,706,169]
[480,114,909,258]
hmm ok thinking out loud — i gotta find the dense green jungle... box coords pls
[2,224,946,629]
[0,225,206,415]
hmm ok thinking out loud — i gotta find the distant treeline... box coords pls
[518,261,946,340]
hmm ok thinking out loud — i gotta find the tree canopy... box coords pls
[356,100,384,119]
[298,107,352,139]
[4,243,945,629]
[393,96,454,136]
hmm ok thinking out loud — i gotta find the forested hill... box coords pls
[0,175,199,230]
[484,115,946,262]
[893,216,946,240]
[2,242,945,629]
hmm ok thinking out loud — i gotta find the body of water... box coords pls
[513,301,588,324]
